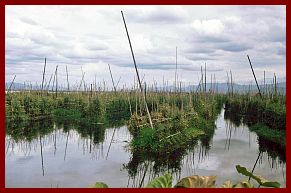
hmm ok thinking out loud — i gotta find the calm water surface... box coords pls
[5,109,286,187]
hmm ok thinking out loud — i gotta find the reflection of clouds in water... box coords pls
[6,125,132,187]
[196,155,220,171]
[214,109,258,143]
[16,155,35,163]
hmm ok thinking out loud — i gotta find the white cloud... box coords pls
[191,19,225,35]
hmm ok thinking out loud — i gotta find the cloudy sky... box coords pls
[5,5,286,89]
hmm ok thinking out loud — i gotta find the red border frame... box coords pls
[1,1,288,193]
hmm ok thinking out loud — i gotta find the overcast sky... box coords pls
[5,5,286,89]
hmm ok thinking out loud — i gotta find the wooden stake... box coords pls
[121,10,153,129]
[247,55,262,98]
[41,58,47,92]
[66,65,70,91]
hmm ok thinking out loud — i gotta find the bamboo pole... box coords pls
[41,58,47,92]
[204,63,207,93]
[274,73,277,96]
[7,75,16,93]
[263,71,266,95]
[66,65,70,91]
[55,65,58,98]
[175,46,178,92]
[121,10,153,129]
[46,73,53,91]
[247,55,262,98]
[108,63,117,93]
[200,66,204,93]
[230,70,233,97]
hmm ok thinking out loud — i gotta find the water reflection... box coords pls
[224,107,286,163]
[5,108,286,187]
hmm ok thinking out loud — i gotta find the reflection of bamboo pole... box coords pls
[106,127,117,160]
[248,151,262,182]
[282,164,286,186]
[54,125,57,155]
[39,136,45,176]
[139,161,149,188]
[121,11,153,129]
[64,131,69,161]
[6,141,10,155]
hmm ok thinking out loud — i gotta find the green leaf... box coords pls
[236,165,264,184]
[236,165,280,188]
[146,173,172,188]
[91,182,109,188]
[233,181,254,188]
[221,180,233,188]
[261,181,281,188]
[174,175,217,188]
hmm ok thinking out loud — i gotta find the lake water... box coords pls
[5,108,286,188]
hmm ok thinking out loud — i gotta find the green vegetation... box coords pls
[225,94,285,131]
[225,94,285,145]
[128,96,222,155]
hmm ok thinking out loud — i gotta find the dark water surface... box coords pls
[5,109,286,187]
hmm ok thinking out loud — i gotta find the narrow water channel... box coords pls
[5,108,286,187]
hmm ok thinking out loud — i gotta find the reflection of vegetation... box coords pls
[6,111,126,146]
[224,98,286,163]
[224,108,242,127]
[124,141,198,178]
[6,119,54,142]
[257,137,286,163]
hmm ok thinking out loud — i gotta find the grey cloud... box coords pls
[126,8,186,24]
[184,47,216,54]
[185,54,216,61]
[218,42,253,52]
[180,65,223,72]
[188,34,230,44]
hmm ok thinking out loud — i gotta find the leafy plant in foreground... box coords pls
[91,165,280,188]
